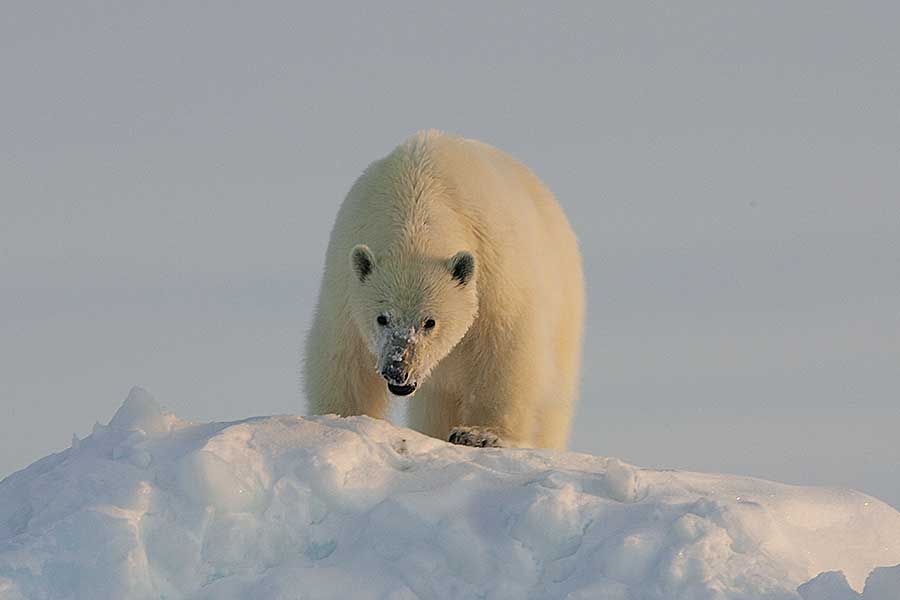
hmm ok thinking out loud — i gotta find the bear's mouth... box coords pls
[387,382,417,397]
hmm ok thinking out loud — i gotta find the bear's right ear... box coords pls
[350,245,376,282]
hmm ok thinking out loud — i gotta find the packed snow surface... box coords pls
[1,388,899,600]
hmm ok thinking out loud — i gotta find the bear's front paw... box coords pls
[448,426,503,448]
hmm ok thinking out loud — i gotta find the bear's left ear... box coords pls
[448,251,475,287]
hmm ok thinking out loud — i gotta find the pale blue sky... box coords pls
[2,3,898,507]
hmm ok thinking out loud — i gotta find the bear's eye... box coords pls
[424,318,436,330]
[377,315,389,326]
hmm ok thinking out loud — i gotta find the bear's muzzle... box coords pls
[379,328,419,395]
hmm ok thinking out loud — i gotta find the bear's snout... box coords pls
[381,360,408,385]
[381,360,417,396]
[380,332,418,389]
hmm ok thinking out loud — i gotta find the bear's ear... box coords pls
[448,251,475,287]
[350,245,376,282]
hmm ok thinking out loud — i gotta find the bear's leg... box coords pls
[304,317,388,418]
[532,396,575,449]
[406,384,459,441]
[449,341,542,448]
[533,296,583,449]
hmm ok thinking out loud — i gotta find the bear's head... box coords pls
[348,244,478,397]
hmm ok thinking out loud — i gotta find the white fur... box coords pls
[304,131,585,448]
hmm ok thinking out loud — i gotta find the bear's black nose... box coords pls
[381,361,408,385]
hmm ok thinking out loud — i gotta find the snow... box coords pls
[1,388,899,600]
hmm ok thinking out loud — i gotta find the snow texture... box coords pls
[1,388,899,600]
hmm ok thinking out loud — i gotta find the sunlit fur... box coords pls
[304,130,585,449]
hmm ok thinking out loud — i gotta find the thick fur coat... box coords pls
[304,131,584,448]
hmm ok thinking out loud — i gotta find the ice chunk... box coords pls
[604,457,640,503]
[509,483,586,561]
[107,386,172,435]
[177,449,263,513]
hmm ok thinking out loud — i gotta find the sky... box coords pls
[2,3,898,507]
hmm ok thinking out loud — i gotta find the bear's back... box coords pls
[332,131,581,293]
[402,131,578,252]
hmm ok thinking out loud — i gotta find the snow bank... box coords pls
[1,388,899,600]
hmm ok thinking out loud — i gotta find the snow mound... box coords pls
[1,388,900,600]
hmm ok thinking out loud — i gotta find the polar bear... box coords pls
[304,131,584,448]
